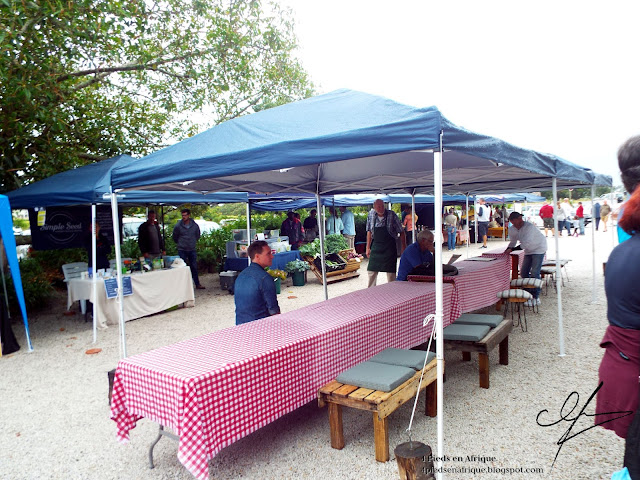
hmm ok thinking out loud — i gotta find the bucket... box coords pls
[291,271,305,286]
[394,441,434,480]
[274,278,281,294]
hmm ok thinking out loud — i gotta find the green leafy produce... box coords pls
[284,259,310,273]
[324,234,348,253]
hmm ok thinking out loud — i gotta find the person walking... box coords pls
[476,198,491,248]
[601,200,612,232]
[575,202,585,235]
[593,201,601,230]
[172,208,204,289]
[539,200,555,237]
[556,201,566,236]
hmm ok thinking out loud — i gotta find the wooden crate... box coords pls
[303,253,360,285]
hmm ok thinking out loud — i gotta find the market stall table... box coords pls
[67,267,195,327]
[223,250,302,272]
[110,281,459,480]
[408,253,513,313]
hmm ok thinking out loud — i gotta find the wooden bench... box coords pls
[442,318,512,389]
[318,357,439,462]
[487,226,508,238]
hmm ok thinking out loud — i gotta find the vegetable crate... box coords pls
[303,252,360,285]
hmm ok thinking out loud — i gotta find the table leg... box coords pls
[499,337,509,366]
[462,351,471,362]
[425,381,437,417]
[373,413,389,462]
[328,403,345,450]
[148,425,179,469]
[479,353,490,389]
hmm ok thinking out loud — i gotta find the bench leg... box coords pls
[479,353,490,389]
[328,403,345,450]
[425,380,437,417]
[499,337,509,366]
[373,413,389,462]
[462,351,471,361]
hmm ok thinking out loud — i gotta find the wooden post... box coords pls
[373,414,389,462]
[394,441,434,480]
[479,353,490,389]
[328,403,344,450]
[499,337,509,365]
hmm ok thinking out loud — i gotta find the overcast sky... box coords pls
[279,0,639,187]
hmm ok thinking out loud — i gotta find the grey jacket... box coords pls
[172,220,201,251]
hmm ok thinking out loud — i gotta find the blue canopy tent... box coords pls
[107,89,611,470]
[6,155,249,347]
[0,194,32,352]
[6,155,249,208]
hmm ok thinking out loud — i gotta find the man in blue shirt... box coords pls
[234,241,281,325]
[340,206,356,249]
[396,230,435,281]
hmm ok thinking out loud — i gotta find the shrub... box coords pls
[5,257,54,312]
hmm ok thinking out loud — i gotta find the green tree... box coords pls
[0,0,314,192]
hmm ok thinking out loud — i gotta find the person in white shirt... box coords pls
[504,212,547,306]
[476,198,491,248]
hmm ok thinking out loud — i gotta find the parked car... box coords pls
[122,217,146,239]
[521,205,544,228]
[194,219,221,233]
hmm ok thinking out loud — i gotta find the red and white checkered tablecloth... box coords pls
[407,254,512,314]
[110,281,458,480]
[483,248,525,273]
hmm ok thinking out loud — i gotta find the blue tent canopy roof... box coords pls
[6,155,249,208]
[110,89,611,195]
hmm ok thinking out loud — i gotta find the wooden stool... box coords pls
[442,318,513,389]
[496,289,532,331]
[318,357,439,462]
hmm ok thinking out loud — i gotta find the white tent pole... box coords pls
[246,201,252,264]
[91,204,97,344]
[465,194,470,258]
[610,189,615,246]
[316,194,328,300]
[474,197,478,247]
[434,134,444,480]
[591,185,597,303]
[411,191,416,244]
[552,179,566,356]
[110,192,127,358]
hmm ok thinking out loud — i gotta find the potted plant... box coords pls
[266,268,287,294]
[285,259,310,286]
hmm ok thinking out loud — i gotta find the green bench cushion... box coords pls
[336,361,416,392]
[443,323,490,342]
[369,348,435,370]
[454,314,503,328]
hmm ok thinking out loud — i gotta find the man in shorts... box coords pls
[476,198,491,248]
[539,200,554,237]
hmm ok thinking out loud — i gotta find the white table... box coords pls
[67,267,195,327]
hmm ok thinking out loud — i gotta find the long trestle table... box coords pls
[110,281,459,480]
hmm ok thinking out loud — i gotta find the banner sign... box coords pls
[104,276,133,299]
[29,206,121,250]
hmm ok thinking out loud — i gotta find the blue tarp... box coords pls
[7,155,249,208]
[110,89,611,195]
[0,194,32,351]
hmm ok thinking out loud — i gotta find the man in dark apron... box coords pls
[366,199,406,287]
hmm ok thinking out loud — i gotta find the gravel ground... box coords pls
[0,228,626,480]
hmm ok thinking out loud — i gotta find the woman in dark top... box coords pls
[596,135,640,440]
